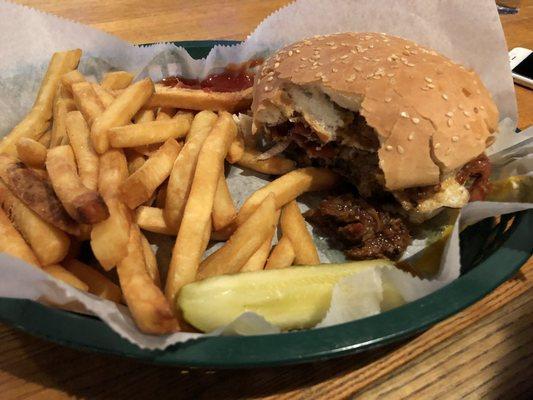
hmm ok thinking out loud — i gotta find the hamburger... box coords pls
[251,33,499,260]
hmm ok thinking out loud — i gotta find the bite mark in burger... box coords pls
[252,33,499,260]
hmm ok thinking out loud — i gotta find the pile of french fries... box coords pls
[0,49,339,334]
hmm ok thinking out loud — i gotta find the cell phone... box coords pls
[509,47,533,90]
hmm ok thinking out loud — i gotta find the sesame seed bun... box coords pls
[252,32,499,192]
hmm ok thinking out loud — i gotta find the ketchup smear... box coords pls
[159,59,262,93]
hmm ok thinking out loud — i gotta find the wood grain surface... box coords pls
[2,1,533,399]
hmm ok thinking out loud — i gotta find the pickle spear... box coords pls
[178,260,396,332]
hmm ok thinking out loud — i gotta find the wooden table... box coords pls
[2,1,532,399]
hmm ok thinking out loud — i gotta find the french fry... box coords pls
[65,111,99,190]
[51,97,76,147]
[43,264,89,292]
[163,110,218,230]
[0,182,70,266]
[0,208,40,266]
[155,183,168,208]
[240,210,280,272]
[0,154,79,235]
[38,129,52,148]
[226,130,244,164]
[132,143,161,157]
[197,193,277,279]
[109,117,191,148]
[101,71,134,90]
[117,224,178,333]
[72,82,104,126]
[212,171,236,231]
[61,70,85,93]
[0,50,81,154]
[133,108,155,124]
[46,145,109,224]
[140,232,161,287]
[146,84,252,113]
[237,148,296,175]
[236,167,340,225]
[120,138,181,209]
[156,107,175,120]
[91,149,130,270]
[16,138,47,168]
[280,201,319,265]
[126,150,146,174]
[265,235,295,270]
[91,83,115,108]
[64,259,122,303]
[165,112,237,304]
[135,206,174,235]
[91,78,154,154]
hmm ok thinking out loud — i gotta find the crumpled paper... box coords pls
[0,0,531,350]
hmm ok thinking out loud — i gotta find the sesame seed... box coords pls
[384,97,392,103]
[405,45,411,49]
[331,68,338,73]
[447,119,453,127]
[350,49,357,54]
[322,77,329,83]
[403,50,410,56]
[374,58,381,62]
[397,145,405,154]
[311,66,318,70]
[400,111,410,118]
[315,72,322,78]
[386,145,393,151]
[446,112,453,117]
[288,50,293,56]
[421,87,429,91]
[346,75,356,82]
[340,54,349,60]
[424,77,433,83]
[330,57,336,62]
[304,40,312,45]
[354,66,362,72]
[264,86,272,92]
[274,62,280,68]
[435,142,441,149]
[412,117,420,124]
[373,75,381,80]
[452,136,459,142]
[442,93,449,100]
[326,41,335,46]
[341,42,348,47]
[464,124,471,130]
[427,83,435,88]
[479,105,485,110]
[408,132,415,141]
[366,73,374,79]
[295,49,300,54]
[363,56,370,61]
[267,76,273,81]
[342,60,350,64]
[312,61,318,66]
[300,57,307,61]
[458,104,464,110]
[463,111,471,117]
[330,46,338,50]
[387,73,395,77]
[406,63,415,67]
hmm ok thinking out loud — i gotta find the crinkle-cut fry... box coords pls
[61,70,85,94]
[135,206,174,235]
[197,193,277,279]
[16,138,47,168]
[43,264,89,292]
[64,259,122,303]
[91,149,130,270]
[46,145,109,224]
[146,84,252,113]
[109,117,191,148]
[101,71,134,90]
[65,111,99,190]
[91,78,154,154]
[237,148,296,175]
[120,138,181,209]
[0,154,79,235]
[156,107,175,120]
[165,112,237,304]
[0,208,40,267]
[133,108,155,124]
[38,129,52,148]
[117,224,178,333]
[226,130,244,164]
[51,97,77,147]
[125,150,146,175]
[0,182,70,266]
[265,235,295,270]
[140,232,161,287]
[236,167,340,226]
[163,110,218,230]
[240,209,280,272]
[212,171,237,231]
[280,200,319,265]
[72,82,105,127]
[91,83,115,108]
[0,50,81,155]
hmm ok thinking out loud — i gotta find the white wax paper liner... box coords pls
[0,0,531,349]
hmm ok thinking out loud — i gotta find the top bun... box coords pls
[252,32,499,191]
